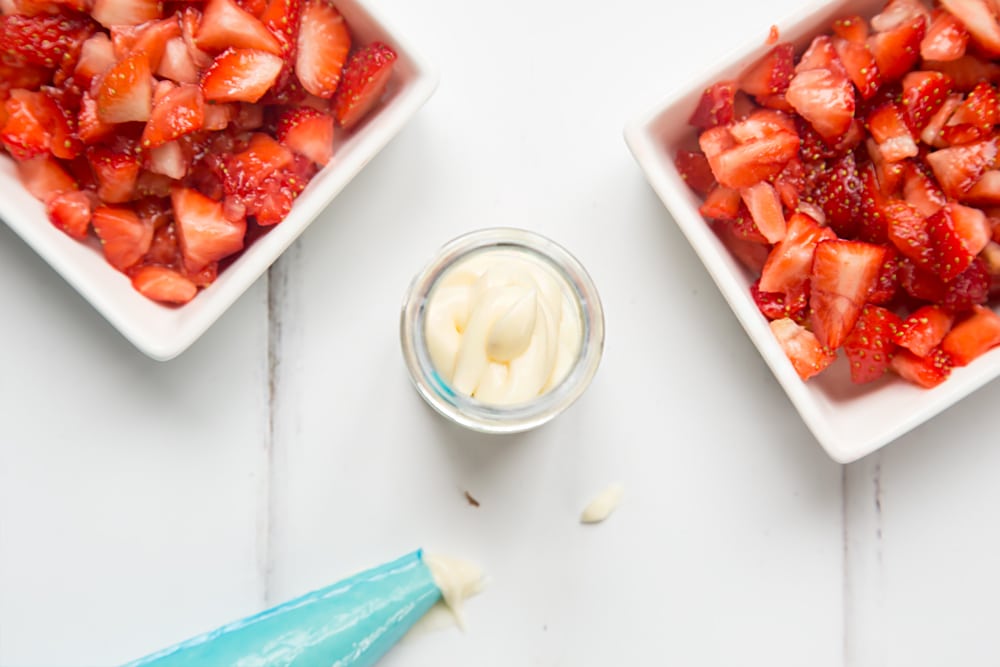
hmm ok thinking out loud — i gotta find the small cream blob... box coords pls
[423,249,583,405]
[580,483,624,524]
[423,554,486,630]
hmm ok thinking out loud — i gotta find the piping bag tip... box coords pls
[122,549,484,667]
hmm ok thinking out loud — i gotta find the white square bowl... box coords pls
[0,0,437,361]
[625,0,1000,463]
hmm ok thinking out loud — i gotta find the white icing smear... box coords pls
[423,553,485,630]
[424,249,583,405]
[580,483,624,524]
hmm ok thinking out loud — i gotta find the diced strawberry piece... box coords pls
[786,67,856,143]
[865,138,906,198]
[710,220,770,273]
[941,256,991,308]
[833,15,869,43]
[241,154,314,225]
[0,89,51,161]
[739,181,785,243]
[966,169,1000,204]
[923,55,1000,92]
[144,219,179,266]
[87,143,141,203]
[868,246,901,304]
[674,149,716,196]
[200,47,283,103]
[939,0,1000,57]
[921,9,969,61]
[805,151,864,238]
[940,81,999,145]
[135,170,173,197]
[858,162,892,243]
[833,37,882,100]
[46,189,94,239]
[702,124,799,190]
[146,140,188,179]
[219,131,292,194]
[926,139,998,198]
[843,304,902,383]
[688,81,736,130]
[810,239,887,349]
[293,0,351,100]
[751,280,810,323]
[92,205,153,270]
[77,91,114,145]
[903,160,947,216]
[868,15,926,83]
[890,347,953,387]
[0,11,95,71]
[95,52,153,124]
[770,317,837,380]
[331,41,397,129]
[797,35,845,74]
[157,36,199,84]
[73,32,116,90]
[261,0,302,53]
[895,305,955,356]
[941,305,1000,365]
[17,154,76,201]
[131,264,198,304]
[196,0,281,55]
[920,93,963,147]
[948,201,991,255]
[178,7,214,69]
[759,211,835,297]
[867,101,918,161]
[885,199,934,267]
[141,83,204,149]
[171,185,246,272]
[127,17,182,73]
[91,0,162,28]
[202,102,236,131]
[739,43,794,98]
[729,108,798,139]
[901,71,954,134]
[870,0,929,33]
[275,106,334,166]
[698,184,741,220]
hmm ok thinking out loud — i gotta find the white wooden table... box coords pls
[2,0,999,664]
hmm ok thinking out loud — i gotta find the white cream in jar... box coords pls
[423,248,584,405]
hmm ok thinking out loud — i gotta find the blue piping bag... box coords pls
[122,550,441,667]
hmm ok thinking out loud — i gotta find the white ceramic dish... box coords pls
[0,0,437,361]
[624,0,1000,463]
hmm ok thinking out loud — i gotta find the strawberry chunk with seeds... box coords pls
[926,139,998,198]
[844,304,902,383]
[891,347,953,387]
[141,83,205,149]
[0,89,52,161]
[47,189,95,239]
[739,43,794,98]
[92,205,154,271]
[923,55,1000,93]
[832,15,869,43]
[674,150,716,196]
[867,102,918,162]
[17,154,77,201]
[868,15,925,83]
[903,160,947,217]
[196,0,282,55]
[759,211,835,299]
[751,280,809,323]
[927,205,975,281]
[331,42,398,129]
[131,265,198,304]
[96,52,153,123]
[91,0,162,28]
[895,305,955,357]
[770,317,837,381]
[688,81,737,130]
[201,47,283,103]
[739,181,785,243]
[0,11,96,70]
[885,199,934,267]
[940,81,999,145]
[172,186,246,273]
[921,9,969,62]
[941,305,1000,365]
[870,0,929,33]
[810,239,887,350]
[294,0,351,99]
[833,37,881,101]
[698,184,741,220]
[948,201,991,255]
[786,67,856,143]
[88,143,141,204]
[901,70,954,134]
[275,106,333,166]
[939,0,1000,57]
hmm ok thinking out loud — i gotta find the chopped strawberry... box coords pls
[171,185,246,272]
[688,81,737,130]
[923,55,1000,92]
[868,246,901,304]
[941,304,1000,365]
[867,101,918,161]
[77,91,115,144]
[261,0,302,52]
[858,162,892,243]
[805,151,864,238]
[919,92,964,147]
[810,239,887,349]
[130,264,198,304]
[275,106,334,166]
[195,0,282,55]
[200,47,283,103]
[700,122,799,190]
[331,41,398,129]
[146,140,188,179]
[95,52,153,123]
[739,43,794,98]
[92,205,153,270]
[785,67,855,143]
[966,170,1000,204]
[832,15,869,43]
[833,37,881,100]
[895,304,955,356]
[901,70,954,133]
[866,137,906,198]
[241,154,314,225]
[926,139,998,198]
[940,81,998,145]
[87,142,141,203]
[941,256,991,309]
[90,0,163,29]
[0,89,52,161]
[870,0,929,33]
[17,154,77,201]
[141,83,204,149]
[739,181,785,243]
[157,35,199,84]
[72,32,116,90]
[710,220,769,273]
[698,184,742,220]
[770,317,837,380]
[939,0,1000,57]
[843,304,902,383]
[797,35,845,74]
[921,9,969,62]
[675,149,716,196]
[947,201,991,255]
[868,15,925,83]
[0,11,95,70]
[903,160,947,216]
[202,102,236,131]
[293,0,351,100]
[885,199,934,267]
[890,346,953,387]
[46,189,95,239]
[759,211,835,298]
[751,280,809,323]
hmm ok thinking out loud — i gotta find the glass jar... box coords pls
[400,228,605,433]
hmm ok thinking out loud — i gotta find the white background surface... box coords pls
[1,0,999,664]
